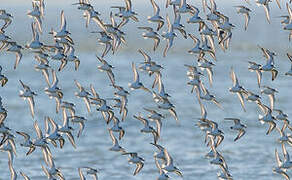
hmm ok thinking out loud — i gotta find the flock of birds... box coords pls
[0,0,292,179]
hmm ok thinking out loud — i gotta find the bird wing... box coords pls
[157,73,163,93]
[133,114,149,126]
[26,146,36,156]
[163,148,173,166]
[108,129,117,145]
[224,118,240,124]
[110,12,117,28]
[199,101,207,119]
[272,69,278,81]
[16,131,30,141]
[28,97,35,118]
[74,79,82,91]
[20,172,30,180]
[31,22,37,41]
[8,161,17,180]
[42,69,50,86]
[107,71,115,86]
[287,3,292,24]
[268,94,275,110]
[154,157,162,172]
[282,143,290,161]
[90,84,99,99]
[92,16,107,33]
[85,10,91,28]
[48,117,58,132]
[212,98,223,109]
[60,10,67,32]
[287,53,292,63]
[230,67,238,86]
[19,80,29,90]
[134,162,144,176]
[83,97,91,113]
[169,108,179,124]
[132,62,139,82]
[157,21,164,31]
[151,0,160,15]
[163,38,174,57]
[153,36,160,51]
[280,171,290,180]
[234,129,245,141]
[66,131,76,149]
[263,4,270,24]
[51,69,58,88]
[35,16,43,34]
[58,59,67,71]
[166,14,171,32]
[266,121,276,135]
[237,92,246,112]
[206,68,213,87]
[275,149,282,167]
[42,165,50,178]
[188,33,198,45]
[138,49,151,63]
[243,13,250,31]
[138,26,153,31]
[78,168,86,180]
[34,121,43,139]
[199,82,207,95]
[77,122,85,138]
[155,119,162,138]
[125,0,132,11]
[255,70,262,88]
[258,46,269,60]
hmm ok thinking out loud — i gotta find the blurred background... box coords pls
[0,0,291,179]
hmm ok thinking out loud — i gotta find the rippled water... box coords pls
[0,0,292,180]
